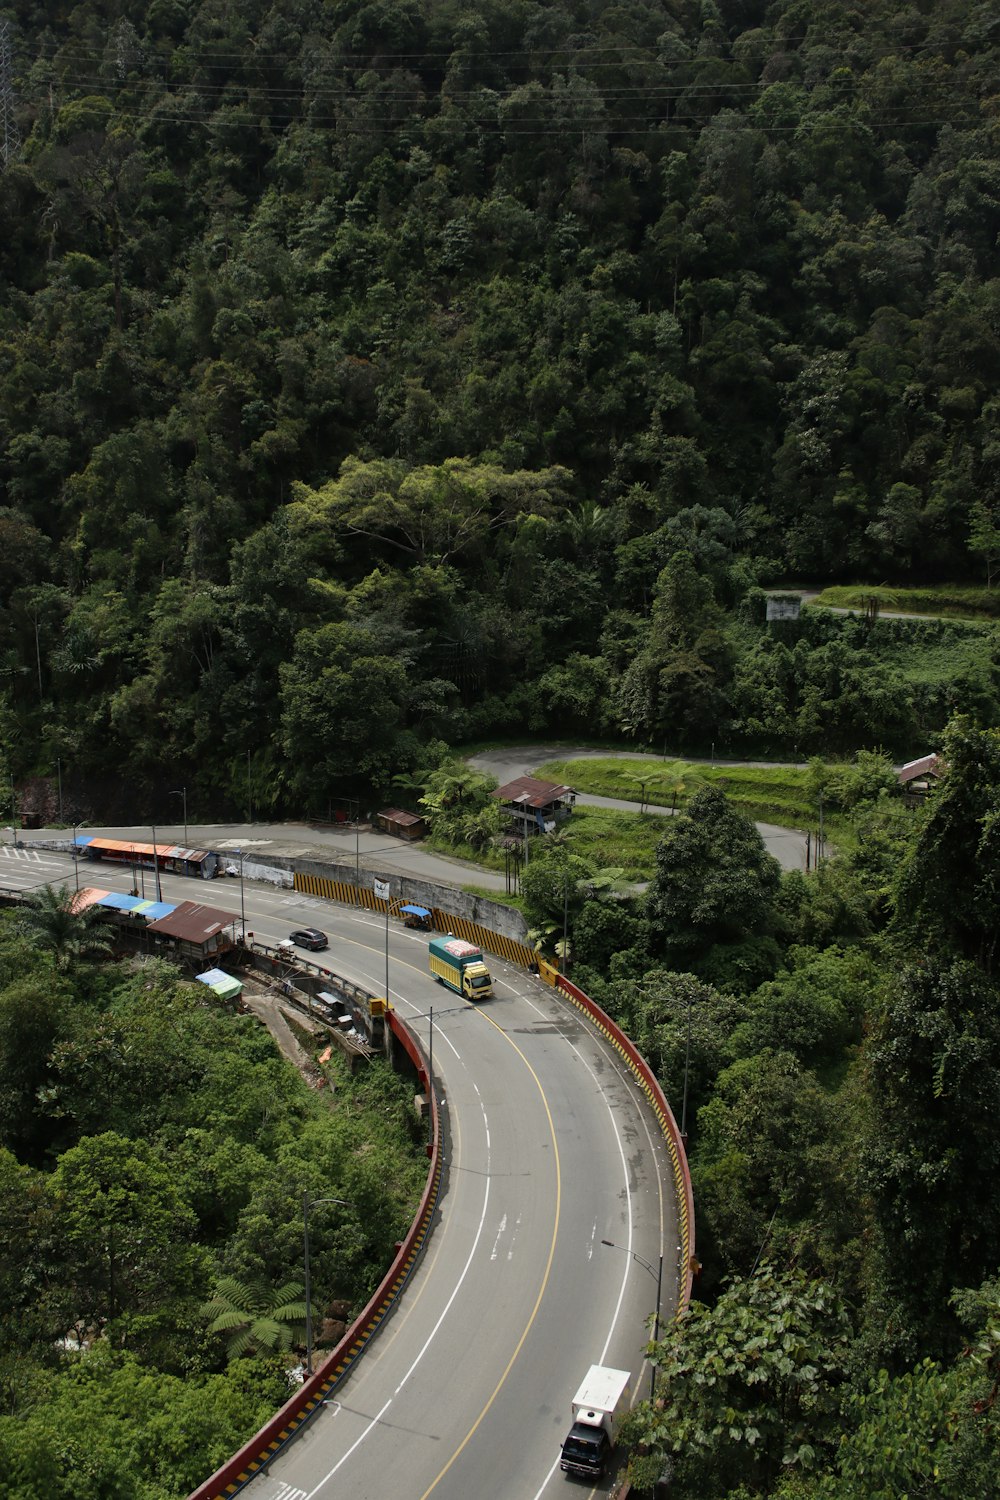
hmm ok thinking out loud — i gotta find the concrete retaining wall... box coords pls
[291,854,529,942]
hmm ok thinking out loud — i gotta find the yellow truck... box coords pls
[428,936,494,999]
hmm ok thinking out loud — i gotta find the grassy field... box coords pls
[810,583,1000,620]
[436,752,872,887]
[878,631,995,686]
[533,756,819,829]
[428,803,674,884]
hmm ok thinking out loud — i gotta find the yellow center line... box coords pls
[417,1006,562,1500]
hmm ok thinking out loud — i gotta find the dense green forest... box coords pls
[520,722,1000,1497]
[1,0,1000,816]
[0,895,426,1499]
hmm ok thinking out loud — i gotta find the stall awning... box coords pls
[400,904,432,918]
[196,968,243,1001]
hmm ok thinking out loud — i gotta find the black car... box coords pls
[288,928,328,951]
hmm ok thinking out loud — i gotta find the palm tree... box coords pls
[581,866,631,900]
[18,883,112,970]
[621,772,650,812]
[201,1275,308,1359]
[527,918,563,960]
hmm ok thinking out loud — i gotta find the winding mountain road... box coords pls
[13,843,679,1500]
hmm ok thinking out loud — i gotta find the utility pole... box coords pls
[171,786,188,849]
[303,1194,353,1374]
[0,22,21,171]
[374,878,391,1003]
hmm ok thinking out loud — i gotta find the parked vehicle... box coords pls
[428,935,493,999]
[288,928,328,951]
[560,1366,631,1480]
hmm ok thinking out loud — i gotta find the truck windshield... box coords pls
[563,1432,604,1460]
[470,974,491,988]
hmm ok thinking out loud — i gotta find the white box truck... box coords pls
[560,1365,631,1480]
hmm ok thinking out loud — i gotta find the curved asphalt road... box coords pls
[12,845,678,1500]
[238,899,676,1500]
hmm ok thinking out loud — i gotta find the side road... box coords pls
[27,745,809,890]
[468,748,809,870]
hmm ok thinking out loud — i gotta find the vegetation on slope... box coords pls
[0,1,999,816]
[0,906,425,1497]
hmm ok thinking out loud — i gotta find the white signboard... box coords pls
[373,879,390,901]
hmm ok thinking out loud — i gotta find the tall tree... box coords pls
[627,1265,852,1495]
[645,787,781,967]
[16,885,112,972]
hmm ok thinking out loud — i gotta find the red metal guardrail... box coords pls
[186,1008,440,1500]
[554,975,697,1311]
[186,910,696,1497]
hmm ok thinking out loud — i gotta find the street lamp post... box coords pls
[303,1193,353,1375]
[72,821,80,891]
[171,786,188,850]
[150,824,162,902]
[406,1006,437,1150]
[56,757,63,822]
[601,1239,663,1400]
[680,985,693,1142]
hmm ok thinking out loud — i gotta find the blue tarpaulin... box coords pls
[400,904,432,917]
[92,892,177,920]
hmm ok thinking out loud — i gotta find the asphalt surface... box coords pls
[5,846,677,1500]
[23,743,810,903]
[22,817,513,893]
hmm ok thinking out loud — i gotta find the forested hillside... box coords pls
[0,899,427,1498]
[1,0,999,812]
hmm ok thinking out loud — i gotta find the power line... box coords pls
[24,26,983,71]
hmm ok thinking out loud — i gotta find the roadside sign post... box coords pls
[374,878,390,1006]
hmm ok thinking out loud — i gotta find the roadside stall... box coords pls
[400,903,433,930]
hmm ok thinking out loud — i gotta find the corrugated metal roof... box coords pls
[134,900,175,920]
[147,900,237,943]
[898,753,943,784]
[492,775,574,808]
[196,968,242,999]
[378,808,424,826]
[76,836,214,861]
[70,887,109,911]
